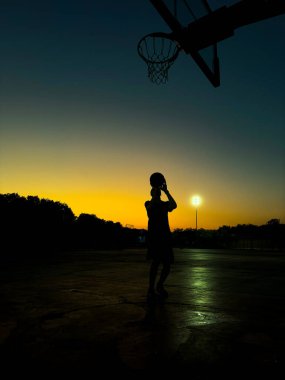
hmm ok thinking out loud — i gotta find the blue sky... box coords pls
[1,1,285,229]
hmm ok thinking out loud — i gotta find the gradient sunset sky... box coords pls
[1,1,285,230]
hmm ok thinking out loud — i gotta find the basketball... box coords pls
[150,172,166,188]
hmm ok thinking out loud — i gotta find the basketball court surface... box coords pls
[1,248,285,377]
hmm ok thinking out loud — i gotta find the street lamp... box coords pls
[191,195,201,230]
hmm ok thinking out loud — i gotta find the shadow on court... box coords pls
[1,248,285,377]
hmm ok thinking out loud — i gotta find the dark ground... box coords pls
[1,248,285,378]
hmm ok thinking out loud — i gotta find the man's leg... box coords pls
[148,259,159,294]
[156,260,170,297]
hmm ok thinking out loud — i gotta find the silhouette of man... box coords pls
[145,182,177,302]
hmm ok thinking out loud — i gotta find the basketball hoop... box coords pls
[137,32,181,84]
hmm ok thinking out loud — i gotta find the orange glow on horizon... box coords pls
[1,126,284,230]
[1,187,283,231]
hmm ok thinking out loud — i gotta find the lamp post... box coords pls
[191,195,201,230]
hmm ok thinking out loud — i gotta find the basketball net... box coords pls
[137,32,181,85]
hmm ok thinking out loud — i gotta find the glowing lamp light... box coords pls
[191,195,201,207]
[191,195,202,230]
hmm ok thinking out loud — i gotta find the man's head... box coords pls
[151,187,161,199]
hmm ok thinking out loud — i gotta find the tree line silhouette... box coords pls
[1,193,141,256]
[172,220,284,250]
[1,193,284,259]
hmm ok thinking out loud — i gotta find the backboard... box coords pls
[139,0,285,87]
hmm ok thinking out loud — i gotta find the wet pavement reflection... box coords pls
[1,248,285,377]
